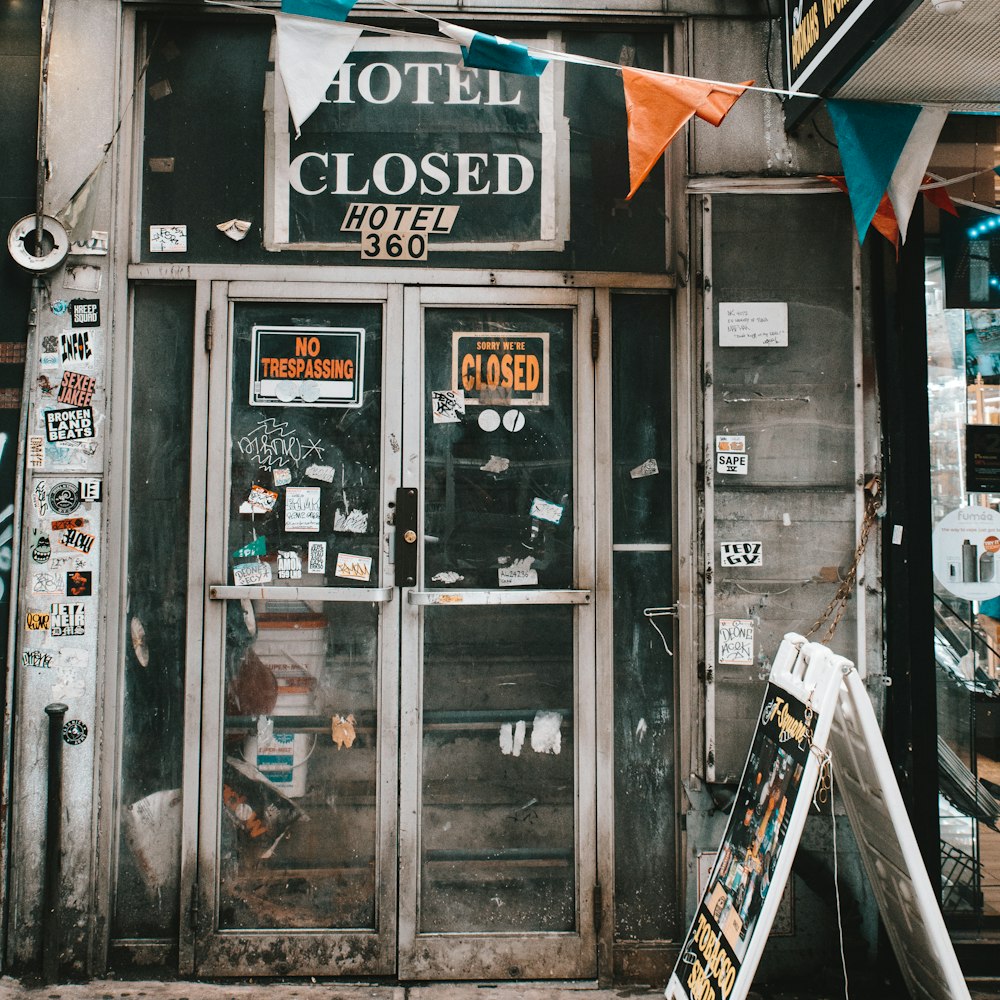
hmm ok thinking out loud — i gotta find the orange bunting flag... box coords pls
[821,175,899,253]
[622,67,751,199]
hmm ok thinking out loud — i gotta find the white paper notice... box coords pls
[285,486,321,532]
[499,565,538,587]
[335,552,372,582]
[718,618,754,665]
[720,541,763,567]
[529,497,563,524]
[719,302,788,347]
[716,452,749,475]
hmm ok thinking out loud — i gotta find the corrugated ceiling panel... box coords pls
[835,0,1000,110]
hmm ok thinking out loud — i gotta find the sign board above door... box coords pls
[265,36,570,253]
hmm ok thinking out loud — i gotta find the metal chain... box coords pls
[804,476,882,645]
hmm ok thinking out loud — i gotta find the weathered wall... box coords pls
[7,0,121,975]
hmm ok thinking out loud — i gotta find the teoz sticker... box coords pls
[720,542,763,567]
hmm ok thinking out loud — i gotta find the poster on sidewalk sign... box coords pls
[665,635,972,1000]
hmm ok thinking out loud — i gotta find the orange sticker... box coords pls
[985,535,1000,554]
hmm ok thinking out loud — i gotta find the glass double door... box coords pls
[196,282,596,979]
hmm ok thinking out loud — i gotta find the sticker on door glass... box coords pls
[250,326,364,408]
[335,552,372,582]
[233,560,273,586]
[452,331,549,406]
[431,389,465,423]
[285,486,321,532]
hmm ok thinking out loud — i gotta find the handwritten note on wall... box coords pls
[719,302,788,348]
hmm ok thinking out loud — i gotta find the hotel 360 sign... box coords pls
[265,36,569,256]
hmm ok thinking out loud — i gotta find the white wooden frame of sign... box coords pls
[666,633,972,1000]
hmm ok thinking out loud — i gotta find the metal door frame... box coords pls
[397,285,598,980]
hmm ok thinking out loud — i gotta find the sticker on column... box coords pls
[718,618,754,665]
[25,609,51,632]
[233,560,273,586]
[932,505,1000,601]
[22,649,54,669]
[29,436,46,469]
[335,552,372,582]
[432,389,465,424]
[720,541,763,567]
[40,334,60,368]
[60,330,95,365]
[307,541,326,574]
[32,571,64,597]
[285,486,321,531]
[57,371,97,407]
[66,570,93,596]
[240,484,278,515]
[48,481,81,514]
[78,478,102,503]
[277,550,302,579]
[50,603,86,637]
[70,299,100,327]
[45,406,95,442]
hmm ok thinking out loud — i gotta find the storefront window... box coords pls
[926,115,1000,922]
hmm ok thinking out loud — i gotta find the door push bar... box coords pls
[209,585,393,602]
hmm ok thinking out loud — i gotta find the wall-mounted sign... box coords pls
[719,302,788,348]
[932,504,1000,602]
[966,424,1000,493]
[250,326,364,408]
[782,0,910,126]
[451,331,549,406]
[265,36,569,252]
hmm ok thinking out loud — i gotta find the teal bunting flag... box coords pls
[826,99,922,243]
[462,32,548,76]
[281,0,357,21]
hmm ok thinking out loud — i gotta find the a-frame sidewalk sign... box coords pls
[665,632,971,1000]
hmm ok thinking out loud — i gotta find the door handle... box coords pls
[395,486,418,587]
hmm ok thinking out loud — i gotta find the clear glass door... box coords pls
[398,288,597,979]
[197,286,401,975]
[197,284,596,979]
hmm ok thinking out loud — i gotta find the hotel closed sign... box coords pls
[266,36,569,254]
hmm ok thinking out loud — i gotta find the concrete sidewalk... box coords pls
[0,981,999,1000]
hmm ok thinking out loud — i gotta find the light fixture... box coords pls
[931,0,964,13]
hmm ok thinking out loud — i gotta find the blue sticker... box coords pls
[51,300,69,315]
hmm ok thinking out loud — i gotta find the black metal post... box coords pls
[42,702,67,984]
